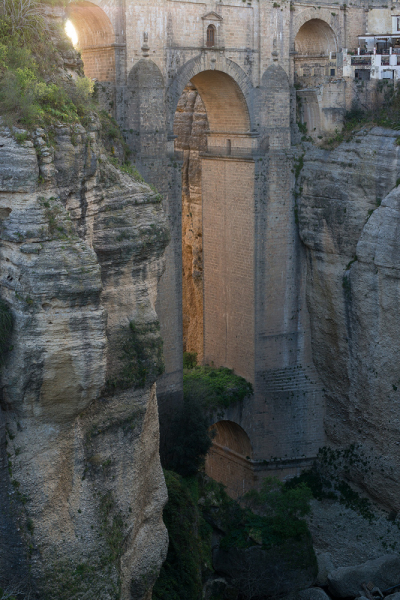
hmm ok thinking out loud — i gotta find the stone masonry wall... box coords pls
[202,157,255,383]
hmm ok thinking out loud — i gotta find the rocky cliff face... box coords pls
[0,116,169,598]
[298,127,400,510]
[174,84,208,362]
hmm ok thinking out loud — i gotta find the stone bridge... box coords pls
[65,0,366,491]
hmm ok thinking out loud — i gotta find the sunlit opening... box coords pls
[65,20,78,47]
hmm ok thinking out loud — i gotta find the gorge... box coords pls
[3,0,400,599]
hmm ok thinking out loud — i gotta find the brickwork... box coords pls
[291,6,343,51]
[346,8,367,50]
[260,64,291,149]
[292,14,340,87]
[80,47,116,81]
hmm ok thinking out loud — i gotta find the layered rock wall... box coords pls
[174,85,208,362]
[0,118,169,598]
[298,127,400,510]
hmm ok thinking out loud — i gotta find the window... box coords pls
[330,68,335,76]
[207,24,215,47]
[397,17,400,31]
[355,69,371,81]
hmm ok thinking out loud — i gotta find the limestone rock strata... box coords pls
[174,84,208,361]
[298,127,400,510]
[0,119,169,599]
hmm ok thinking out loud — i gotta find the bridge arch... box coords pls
[292,16,338,86]
[191,70,250,133]
[292,9,341,48]
[66,0,116,82]
[205,420,254,498]
[294,18,337,56]
[174,66,256,378]
[167,55,254,135]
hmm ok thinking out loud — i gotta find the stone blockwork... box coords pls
[298,127,400,510]
[202,156,255,382]
[0,120,169,598]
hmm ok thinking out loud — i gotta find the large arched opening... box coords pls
[173,69,255,380]
[205,420,254,498]
[66,1,116,82]
[294,19,337,86]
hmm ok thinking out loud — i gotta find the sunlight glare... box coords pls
[65,20,78,47]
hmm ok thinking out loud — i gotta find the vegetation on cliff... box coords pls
[0,0,95,128]
[152,472,213,600]
[321,81,400,149]
[165,355,253,477]
[183,352,253,413]
[106,321,165,393]
[0,300,13,364]
[157,355,315,600]
[0,0,148,186]
[153,473,316,600]
[166,394,212,477]
[287,445,376,522]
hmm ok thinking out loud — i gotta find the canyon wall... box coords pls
[174,84,208,362]
[298,127,400,510]
[0,117,169,599]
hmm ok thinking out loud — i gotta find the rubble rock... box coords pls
[327,554,400,598]
[298,587,331,600]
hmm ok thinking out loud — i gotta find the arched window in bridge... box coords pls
[207,24,216,48]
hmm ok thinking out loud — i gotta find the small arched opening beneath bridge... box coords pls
[205,420,254,498]
[66,1,116,82]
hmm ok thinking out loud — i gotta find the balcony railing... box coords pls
[351,56,371,65]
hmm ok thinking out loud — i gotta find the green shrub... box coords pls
[183,365,253,413]
[170,360,252,475]
[344,103,366,124]
[0,1,96,128]
[285,446,375,522]
[183,351,197,369]
[0,0,48,44]
[152,471,212,600]
[153,473,316,600]
[297,121,307,135]
[166,395,212,477]
[107,320,164,392]
[219,477,313,551]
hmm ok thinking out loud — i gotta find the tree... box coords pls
[166,395,212,477]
